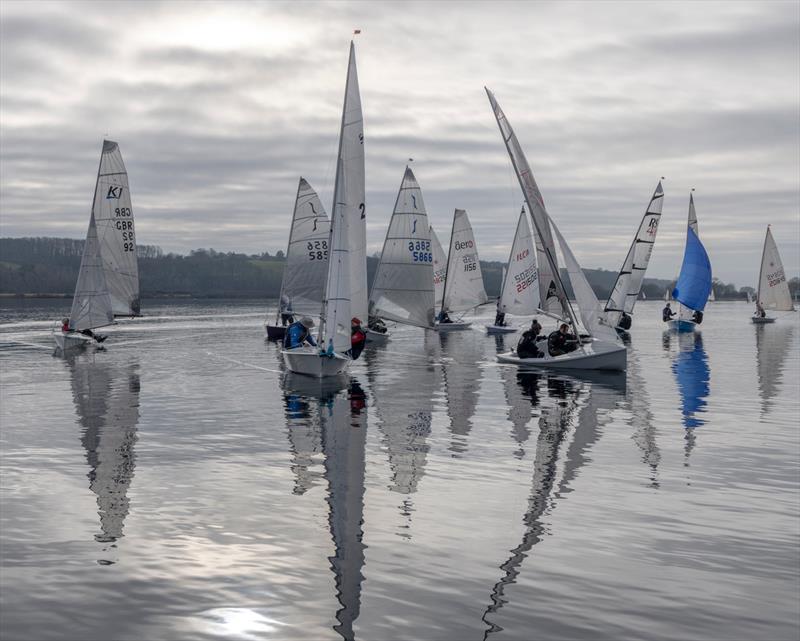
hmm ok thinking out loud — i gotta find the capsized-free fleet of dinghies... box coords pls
[266,178,330,340]
[486,206,539,335]
[435,208,488,331]
[486,87,626,371]
[368,166,436,336]
[55,140,140,351]
[668,193,712,333]
[752,225,794,324]
[282,41,364,378]
[603,181,664,334]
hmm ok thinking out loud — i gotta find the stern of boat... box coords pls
[282,347,351,378]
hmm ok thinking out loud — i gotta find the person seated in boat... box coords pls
[662,303,676,322]
[692,310,703,324]
[437,310,453,324]
[368,316,387,334]
[755,302,766,318]
[618,311,632,331]
[347,317,367,360]
[494,301,506,327]
[61,318,70,333]
[516,319,546,358]
[280,294,294,326]
[548,323,578,357]
[283,316,317,350]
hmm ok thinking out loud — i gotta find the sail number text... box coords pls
[408,240,432,263]
[114,216,135,252]
[308,240,328,261]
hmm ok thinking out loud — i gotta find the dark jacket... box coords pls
[548,330,577,356]
[517,329,544,359]
[284,322,317,349]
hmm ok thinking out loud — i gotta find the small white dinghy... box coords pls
[486,206,539,335]
[751,225,794,324]
[283,345,351,378]
[364,328,390,343]
[497,338,626,371]
[368,166,437,341]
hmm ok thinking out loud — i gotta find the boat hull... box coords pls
[53,332,93,351]
[265,324,287,341]
[282,346,351,378]
[365,328,390,344]
[496,339,627,371]
[751,316,776,324]
[485,325,517,335]
[433,321,471,332]
[667,319,697,332]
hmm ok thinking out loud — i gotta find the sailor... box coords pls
[283,316,317,350]
[692,310,704,324]
[516,319,546,358]
[347,317,367,360]
[547,323,578,357]
[61,318,70,333]
[368,316,387,334]
[280,294,294,326]
[437,310,452,324]
[494,301,506,327]
[618,311,632,330]
[755,301,766,318]
[662,302,676,322]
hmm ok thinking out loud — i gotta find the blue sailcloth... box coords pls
[672,227,712,311]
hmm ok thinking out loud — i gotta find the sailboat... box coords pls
[430,225,448,316]
[266,178,330,340]
[668,192,712,332]
[435,208,489,330]
[664,288,671,302]
[752,225,794,323]
[708,287,716,302]
[486,206,539,334]
[54,140,140,351]
[368,166,436,338]
[486,88,626,371]
[282,41,364,378]
[604,181,664,333]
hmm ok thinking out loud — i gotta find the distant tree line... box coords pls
[2,236,796,301]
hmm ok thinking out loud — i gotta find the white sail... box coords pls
[604,181,664,327]
[485,88,569,321]
[442,209,488,314]
[747,290,753,304]
[369,167,435,328]
[757,226,794,311]
[338,42,367,324]
[708,288,716,302]
[431,226,447,310]
[320,159,352,354]
[664,289,670,302]
[280,178,330,317]
[688,192,699,235]
[70,213,114,332]
[498,207,539,316]
[93,140,139,317]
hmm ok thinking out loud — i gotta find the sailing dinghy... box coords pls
[603,181,664,333]
[486,206,539,334]
[266,178,330,340]
[368,166,436,337]
[55,140,139,351]
[435,209,488,331]
[282,41,364,378]
[668,193,712,332]
[486,88,626,371]
[752,225,794,323]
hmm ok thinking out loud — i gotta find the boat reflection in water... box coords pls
[439,329,486,454]
[627,350,661,487]
[482,372,625,637]
[65,352,140,563]
[755,323,794,415]
[667,331,710,462]
[280,375,367,641]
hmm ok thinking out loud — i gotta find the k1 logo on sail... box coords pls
[106,186,123,199]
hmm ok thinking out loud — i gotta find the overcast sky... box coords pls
[1,0,798,286]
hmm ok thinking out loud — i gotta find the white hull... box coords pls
[668,319,697,332]
[53,332,93,351]
[751,316,776,324]
[496,339,627,371]
[365,328,390,344]
[433,321,471,332]
[485,324,517,335]
[282,346,351,378]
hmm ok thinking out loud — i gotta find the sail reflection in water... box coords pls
[627,351,661,487]
[439,330,486,454]
[668,332,710,462]
[65,353,140,556]
[483,373,624,636]
[755,323,794,415]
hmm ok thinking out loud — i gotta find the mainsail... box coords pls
[604,181,664,327]
[369,167,435,328]
[498,207,539,316]
[280,178,330,318]
[757,226,794,311]
[69,213,114,332]
[672,195,712,313]
[93,140,140,317]
[430,226,447,311]
[441,209,488,314]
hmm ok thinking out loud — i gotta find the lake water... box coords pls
[1,299,798,641]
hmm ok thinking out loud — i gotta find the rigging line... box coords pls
[203,350,282,373]
[0,340,52,350]
[111,331,222,347]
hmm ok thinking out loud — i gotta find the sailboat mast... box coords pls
[440,208,459,315]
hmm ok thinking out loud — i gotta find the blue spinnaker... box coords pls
[672,227,712,311]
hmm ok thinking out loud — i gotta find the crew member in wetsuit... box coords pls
[348,317,367,360]
[437,310,452,324]
[548,323,578,357]
[618,311,632,330]
[516,319,546,358]
[692,310,703,324]
[662,303,676,322]
[494,301,506,327]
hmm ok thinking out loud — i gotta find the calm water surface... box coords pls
[1,299,798,640]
